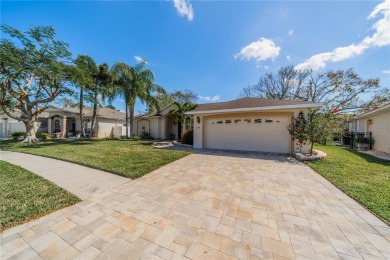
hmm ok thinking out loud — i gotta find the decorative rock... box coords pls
[293,149,326,161]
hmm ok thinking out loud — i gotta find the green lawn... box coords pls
[308,145,390,225]
[0,161,80,231]
[0,139,190,179]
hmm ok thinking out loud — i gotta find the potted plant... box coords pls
[74,131,81,139]
[40,132,52,140]
[11,131,25,140]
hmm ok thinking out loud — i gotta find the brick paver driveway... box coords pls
[2,151,390,259]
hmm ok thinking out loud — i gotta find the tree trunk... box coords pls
[129,105,135,138]
[310,141,314,156]
[90,90,98,137]
[125,103,129,138]
[79,87,85,138]
[22,120,38,142]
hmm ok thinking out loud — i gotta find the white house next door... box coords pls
[205,115,290,153]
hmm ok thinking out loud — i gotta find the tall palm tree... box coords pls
[168,101,197,136]
[73,55,97,137]
[111,61,165,138]
[90,63,111,137]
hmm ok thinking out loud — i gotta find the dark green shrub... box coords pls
[182,130,193,145]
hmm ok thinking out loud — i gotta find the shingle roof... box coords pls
[190,98,321,112]
[46,107,126,120]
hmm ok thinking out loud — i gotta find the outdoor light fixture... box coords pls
[368,119,373,125]
[197,116,201,124]
[298,111,304,118]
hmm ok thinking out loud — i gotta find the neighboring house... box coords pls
[348,103,390,154]
[0,107,126,139]
[186,98,322,154]
[133,104,182,140]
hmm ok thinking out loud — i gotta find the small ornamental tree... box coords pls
[288,112,309,154]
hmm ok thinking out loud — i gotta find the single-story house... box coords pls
[186,98,322,154]
[133,104,185,140]
[348,103,390,154]
[0,107,126,139]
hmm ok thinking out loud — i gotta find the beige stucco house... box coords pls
[348,103,390,154]
[0,107,126,139]
[186,98,322,154]
[133,104,183,140]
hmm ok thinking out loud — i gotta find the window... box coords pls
[225,120,232,124]
[54,120,61,132]
[265,119,273,123]
[254,119,262,123]
[39,121,47,128]
[234,119,241,124]
[244,119,251,123]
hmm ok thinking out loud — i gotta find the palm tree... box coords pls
[73,55,97,137]
[168,101,197,136]
[90,63,111,137]
[111,61,165,138]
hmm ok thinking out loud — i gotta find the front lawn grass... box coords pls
[307,145,390,225]
[0,139,190,179]
[0,161,80,231]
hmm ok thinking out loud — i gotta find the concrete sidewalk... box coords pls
[0,151,131,199]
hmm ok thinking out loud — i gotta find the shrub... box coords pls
[133,135,141,140]
[181,130,193,145]
[11,131,25,137]
[140,131,153,140]
[40,132,52,139]
[355,137,373,144]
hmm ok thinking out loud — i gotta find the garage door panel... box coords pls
[205,115,290,153]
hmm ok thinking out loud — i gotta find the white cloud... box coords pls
[286,55,292,61]
[198,95,220,102]
[383,70,390,74]
[264,65,269,70]
[134,56,148,64]
[173,0,194,21]
[116,98,124,103]
[235,37,281,62]
[296,0,390,71]
[288,29,294,36]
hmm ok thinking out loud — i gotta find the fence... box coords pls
[349,132,373,150]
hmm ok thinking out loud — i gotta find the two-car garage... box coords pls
[204,114,291,153]
[188,98,322,154]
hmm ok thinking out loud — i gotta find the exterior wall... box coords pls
[193,108,311,154]
[133,118,160,139]
[368,111,390,154]
[96,118,125,138]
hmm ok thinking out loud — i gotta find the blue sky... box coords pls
[2,0,390,113]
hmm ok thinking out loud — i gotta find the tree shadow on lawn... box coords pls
[0,139,96,150]
[341,147,390,167]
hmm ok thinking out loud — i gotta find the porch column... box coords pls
[47,118,52,134]
[62,116,67,138]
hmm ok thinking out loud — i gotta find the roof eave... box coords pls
[354,105,390,119]
[186,103,323,115]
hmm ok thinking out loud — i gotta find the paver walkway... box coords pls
[0,151,131,199]
[1,151,390,259]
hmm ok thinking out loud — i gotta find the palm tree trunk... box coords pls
[79,87,85,138]
[125,102,129,138]
[129,105,135,138]
[90,90,98,137]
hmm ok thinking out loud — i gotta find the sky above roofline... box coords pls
[2,0,389,113]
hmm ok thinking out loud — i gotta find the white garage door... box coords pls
[205,115,291,153]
